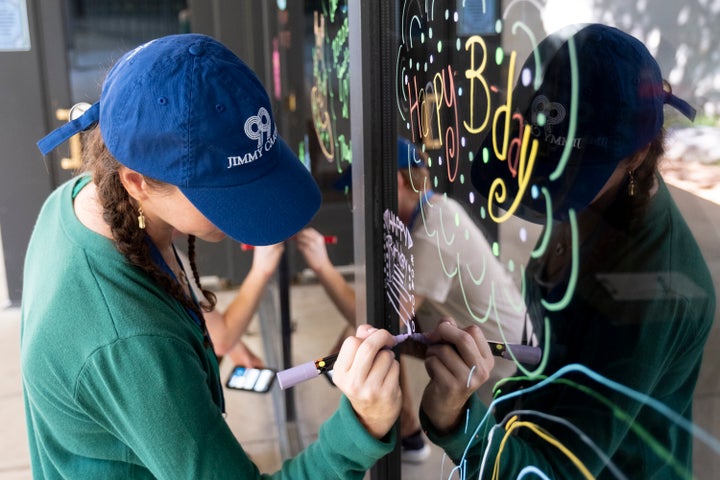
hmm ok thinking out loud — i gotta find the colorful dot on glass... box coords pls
[537,112,546,127]
[455,212,460,226]
[521,67,532,87]
[508,259,515,272]
[519,227,528,243]
[492,242,499,257]
[469,191,475,203]
[495,19,503,34]
[460,174,465,184]
[483,147,490,163]
[495,47,504,65]
[438,40,443,53]
[531,185,539,199]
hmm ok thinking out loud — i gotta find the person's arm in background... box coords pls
[296,226,430,329]
[178,242,284,367]
[206,243,285,361]
[296,228,357,324]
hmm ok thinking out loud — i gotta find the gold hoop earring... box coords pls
[627,170,637,197]
[137,206,146,229]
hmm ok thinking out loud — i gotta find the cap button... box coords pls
[189,43,204,56]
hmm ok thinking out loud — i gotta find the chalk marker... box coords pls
[276,333,541,390]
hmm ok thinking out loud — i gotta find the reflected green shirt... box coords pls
[423,179,715,479]
[21,177,393,479]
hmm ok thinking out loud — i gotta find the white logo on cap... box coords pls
[530,95,609,150]
[227,107,278,169]
[531,95,566,126]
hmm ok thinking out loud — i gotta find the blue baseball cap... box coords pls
[38,34,321,246]
[471,24,696,223]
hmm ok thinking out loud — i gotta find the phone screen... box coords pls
[225,366,276,393]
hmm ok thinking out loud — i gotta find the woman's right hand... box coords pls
[331,325,401,439]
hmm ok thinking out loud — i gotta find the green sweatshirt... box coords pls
[21,177,393,479]
[423,179,715,479]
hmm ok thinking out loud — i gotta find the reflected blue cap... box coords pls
[397,137,425,169]
[471,24,696,223]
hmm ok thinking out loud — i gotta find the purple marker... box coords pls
[276,334,415,390]
[276,352,339,390]
[275,333,541,389]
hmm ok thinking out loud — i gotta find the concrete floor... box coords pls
[1,182,720,479]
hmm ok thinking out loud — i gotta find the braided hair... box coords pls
[81,127,218,337]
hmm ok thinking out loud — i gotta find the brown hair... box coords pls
[610,128,666,229]
[632,130,665,207]
[81,128,217,337]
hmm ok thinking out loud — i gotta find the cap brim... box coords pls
[471,130,617,224]
[181,138,321,245]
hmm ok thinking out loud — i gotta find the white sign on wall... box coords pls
[0,0,31,52]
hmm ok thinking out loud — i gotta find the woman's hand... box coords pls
[331,325,401,439]
[420,318,494,434]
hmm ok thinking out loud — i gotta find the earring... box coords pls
[627,170,637,197]
[137,206,146,229]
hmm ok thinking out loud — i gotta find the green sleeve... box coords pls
[420,394,497,471]
[421,296,711,479]
[76,336,393,479]
[275,396,396,479]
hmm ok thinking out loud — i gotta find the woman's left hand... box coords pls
[420,318,494,434]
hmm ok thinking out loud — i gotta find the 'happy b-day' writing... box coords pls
[402,35,539,222]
